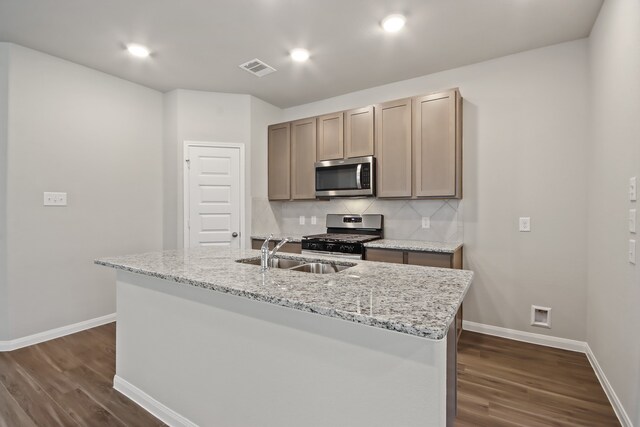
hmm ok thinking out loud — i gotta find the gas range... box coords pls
[302,214,383,259]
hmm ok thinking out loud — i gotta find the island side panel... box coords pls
[115,271,448,427]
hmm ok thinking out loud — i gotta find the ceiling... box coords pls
[0,0,603,108]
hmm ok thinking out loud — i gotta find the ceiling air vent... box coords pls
[239,58,276,77]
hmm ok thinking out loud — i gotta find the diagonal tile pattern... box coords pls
[252,197,463,243]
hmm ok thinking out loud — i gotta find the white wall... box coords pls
[2,44,163,340]
[280,40,591,342]
[162,89,252,248]
[0,44,9,339]
[587,0,640,424]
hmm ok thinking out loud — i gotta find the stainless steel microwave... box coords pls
[315,156,375,197]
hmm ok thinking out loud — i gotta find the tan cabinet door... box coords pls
[317,112,344,161]
[345,106,374,158]
[365,248,404,264]
[406,251,453,268]
[375,98,412,198]
[413,89,461,198]
[291,117,317,200]
[268,122,291,200]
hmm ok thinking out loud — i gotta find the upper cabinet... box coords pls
[317,112,344,161]
[375,98,412,198]
[345,106,374,158]
[291,117,317,200]
[413,89,462,198]
[267,87,463,201]
[267,122,290,200]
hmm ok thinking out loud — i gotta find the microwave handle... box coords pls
[356,164,362,189]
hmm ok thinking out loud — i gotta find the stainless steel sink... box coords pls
[289,263,351,274]
[237,257,305,269]
[236,257,354,274]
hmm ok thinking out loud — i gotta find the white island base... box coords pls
[114,271,456,427]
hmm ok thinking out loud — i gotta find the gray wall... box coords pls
[162,89,252,249]
[587,0,640,423]
[2,44,163,340]
[0,44,9,339]
[278,40,591,342]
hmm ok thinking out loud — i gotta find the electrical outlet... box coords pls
[421,216,431,229]
[43,192,67,206]
[630,209,637,233]
[630,239,636,265]
[519,217,531,232]
[311,216,317,225]
[299,215,305,225]
[630,177,637,201]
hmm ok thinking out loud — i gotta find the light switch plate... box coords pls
[311,216,317,225]
[630,177,637,201]
[299,215,305,225]
[43,192,67,206]
[630,209,637,233]
[422,217,431,229]
[519,217,531,232]
[629,239,636,264]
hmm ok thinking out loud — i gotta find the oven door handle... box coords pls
[301,250,363,260]
[356,164,362,189]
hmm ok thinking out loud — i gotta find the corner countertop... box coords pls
[251,235,304,243]
[96,248,472,340]
[364,240,463,254]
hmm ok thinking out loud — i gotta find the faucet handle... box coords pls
[261,234,273,251]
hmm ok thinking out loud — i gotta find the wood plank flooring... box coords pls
[455,331,619,426]
[0,324,619,426]
[0,323,164,427]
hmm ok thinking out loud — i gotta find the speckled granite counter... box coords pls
[251,234,304,243]
[364,239,462,254]
[96,248,472,340]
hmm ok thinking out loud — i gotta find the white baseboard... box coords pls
[113,375,198,427]
[463,320,633,427]
[585,344,633,427]
[0,313,116,352]
[462,320,587,352]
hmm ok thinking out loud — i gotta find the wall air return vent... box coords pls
[239,58,276,77]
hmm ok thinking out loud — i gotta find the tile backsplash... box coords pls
[252,197,463,243]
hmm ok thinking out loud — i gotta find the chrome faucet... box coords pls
[260,234,291,272]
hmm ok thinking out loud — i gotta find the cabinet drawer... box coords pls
[365,248,404,264]
[279,242,302,254]
[406,251,452,268]
[250,239,300,254]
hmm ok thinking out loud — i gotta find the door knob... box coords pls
[232,232,238,238]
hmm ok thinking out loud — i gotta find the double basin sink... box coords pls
[237,257,354,274]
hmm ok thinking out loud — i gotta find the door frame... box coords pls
[183,141,246,250]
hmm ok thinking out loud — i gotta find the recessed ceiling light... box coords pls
[126,43,150,58]
[290,48,310,62]
[381,14,406,33]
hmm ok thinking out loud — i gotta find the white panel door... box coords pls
[186,145,241,248]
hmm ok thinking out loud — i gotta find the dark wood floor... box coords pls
[455,332,619,427]
[0,323,164,427]
[0,324,619,427]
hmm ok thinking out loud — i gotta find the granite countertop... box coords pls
[364,239,463,254]
[251,234,304,243]
[95,248,472,340]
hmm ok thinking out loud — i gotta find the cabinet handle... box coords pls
[232,232,238,238]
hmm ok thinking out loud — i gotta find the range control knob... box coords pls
[340,245,353,253]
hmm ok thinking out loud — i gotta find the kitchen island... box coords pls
[96,248,472,427]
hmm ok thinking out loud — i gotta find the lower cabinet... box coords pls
[365,246,464,343]
[250,239,302,254]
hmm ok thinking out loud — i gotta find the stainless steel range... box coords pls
[301,214,383,259]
